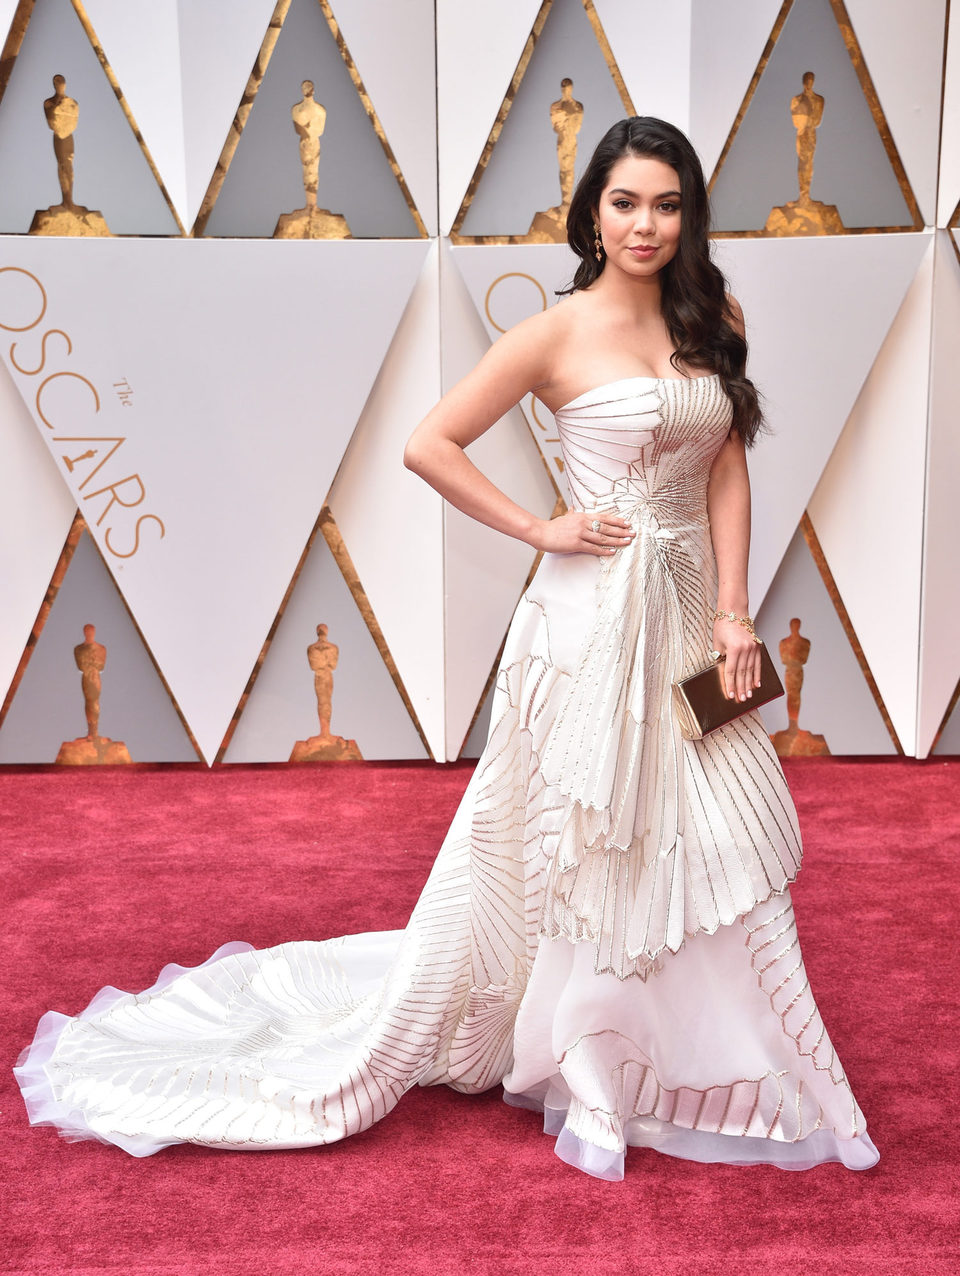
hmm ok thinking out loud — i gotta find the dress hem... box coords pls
[502,1086,880,1181]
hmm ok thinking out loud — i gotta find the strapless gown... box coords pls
[15,375,879,1180]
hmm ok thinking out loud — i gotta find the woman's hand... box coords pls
[712,617,762,701]
[530,509,635,556]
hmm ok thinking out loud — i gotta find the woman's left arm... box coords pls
[707,429,762,702]
[707,293,762,702]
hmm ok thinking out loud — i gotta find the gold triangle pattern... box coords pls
[449,0,634,244]
[800,511,903,753]
[0,0,186,234]
[193,0,426,239]
[930,676,960,753]
[0,506,82,732]
[0,0,34,108]
[214,503,433,763]
[0,511,204,760]
[70,0,186,234]
[709,0,923,236]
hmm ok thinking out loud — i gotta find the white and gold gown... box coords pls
[15,374,879,1180]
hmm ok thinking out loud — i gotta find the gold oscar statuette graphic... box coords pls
[29,76,113,237]
[290,624,362,761]
[55,624,132,765]
[274,80,352,240]
[523,78,584,244]
[764,72,844,237]
[771,618,830,757]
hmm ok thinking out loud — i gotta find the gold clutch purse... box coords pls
[673,643,784,740]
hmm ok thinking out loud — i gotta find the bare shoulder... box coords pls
[725,292,746,337]
[503,295,577,348]
[484,295,578,384]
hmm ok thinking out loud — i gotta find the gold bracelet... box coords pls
[713,608,757,636]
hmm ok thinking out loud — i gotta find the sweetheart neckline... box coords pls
[553,373,722,416]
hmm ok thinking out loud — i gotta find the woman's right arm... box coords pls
[403,316,632,557]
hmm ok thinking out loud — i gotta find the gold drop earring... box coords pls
[593,221,603,262]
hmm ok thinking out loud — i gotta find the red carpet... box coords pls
[4,758,958,1275]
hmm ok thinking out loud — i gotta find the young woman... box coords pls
[16,118,878,1180]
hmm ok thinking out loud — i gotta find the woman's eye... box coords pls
[658,202,680,214]
[612,199,632,210]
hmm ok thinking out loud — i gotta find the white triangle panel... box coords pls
[0,358,76,708]
[452,242,579,333]
[85,0,276,233]
[592,0,690,131]
[436,0,543,235]
[939,9,960,225]
[690,0,783,180]
[807,239,934,757]
[0,237,429,762]
[1,0,17,48]
[439,241,557,759]
[327,242,446,759]
[333,0,437,236]
[712,232,930,610]
[917,233,960,754]
[845,0,945,227]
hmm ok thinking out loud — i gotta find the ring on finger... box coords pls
[591,519,601,533]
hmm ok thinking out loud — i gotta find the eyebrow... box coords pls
[609,187,681,199]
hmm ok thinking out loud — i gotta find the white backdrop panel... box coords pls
[0,356,76,707]
[712,233,929,610]
[452,242,576,496]
[327,242,446,759]
[917,233,960,755]
[333,0,438,236]
[439,241,556,759]
[807,238,934,755]
[690,0,784,180]
[845,0,945,228]
[938,10,960,225]
[0,237,429,761]
[436,0,543,234]
[1,0,18,47]
[593,0,689,130]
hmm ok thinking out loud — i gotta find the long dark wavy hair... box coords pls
[564,117,762,445]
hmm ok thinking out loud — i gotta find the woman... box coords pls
[16,118,878,1180]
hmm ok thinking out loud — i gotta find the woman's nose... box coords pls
[633,206,655,234]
